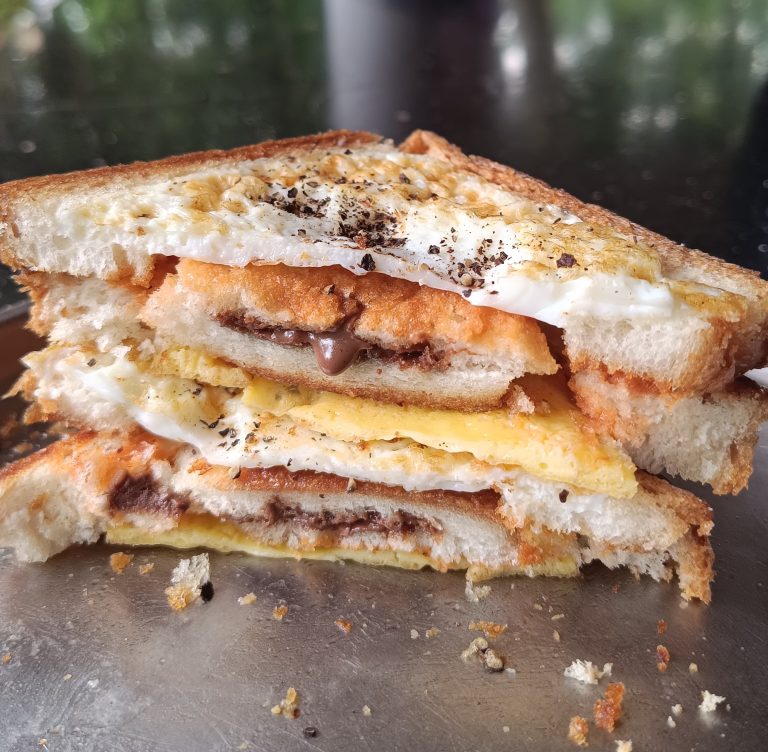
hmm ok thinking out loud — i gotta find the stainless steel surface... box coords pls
[0,388,767,750]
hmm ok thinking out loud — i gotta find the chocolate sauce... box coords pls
[256,497,441,537]
[216,311,445,375]
[109,474,189,515]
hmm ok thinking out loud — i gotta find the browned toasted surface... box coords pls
[0,130,379,214]
[637,472,713,536]
[401,129,768,373]
[164,259,556,367]
[186,459,503,521]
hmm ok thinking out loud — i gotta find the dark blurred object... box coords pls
[726,78,768,275]
[0,0,767,311]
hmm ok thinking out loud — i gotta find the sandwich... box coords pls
[0,129,764,602]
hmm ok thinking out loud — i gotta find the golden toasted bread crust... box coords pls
[401,129,768,373]
[0,131,382,284]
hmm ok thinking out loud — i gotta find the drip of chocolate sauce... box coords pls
[220,313,370,375]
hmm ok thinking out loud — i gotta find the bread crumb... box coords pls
[656,644,670,672]
[671,703,683,716]
[335,618,353,634]
[63,673,72,681]
[165,554,210,611]
[109,552,134,574]
[238,592,257,606]
[362,705,372,716]
[1,653,10,665]
[551,613,565,621]
[564,659,611,685]
[271,687,300,719]
[615,741,632,752]
[594,682,625,732]
[553,630,561,642]
[483,648,504,671]
[656,619,667,635]
[461,636,504,671]
[503,726,510,733]
[568,716,589,747]
[462,636,488,661]
[533,603,543,611]
[465,580,491,602]
[138,562,155,575]
[699,690,726,713]
[425,626,441,639]
[688,662,698,673]
[468,620,507,638]
[410,628,419,639]
[273,604,289,621]
[667,715,676,729]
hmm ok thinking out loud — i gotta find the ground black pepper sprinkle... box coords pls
[87,358,96,367]
[559,490,569,503]
[359,253,376,271]
[286,186,298,198]
[428,245,440,255]
[556,253,577,269]
[303,727,318,738]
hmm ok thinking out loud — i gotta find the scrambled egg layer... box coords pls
[147,347,637,498]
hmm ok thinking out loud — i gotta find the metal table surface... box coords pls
[0,354,767,751]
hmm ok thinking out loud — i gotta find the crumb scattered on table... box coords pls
[615,741,632,752]
[656,619,667,635]
[564,659,612,685]
[109,552,134,574]
[594,682,625,732]
[335,618,353,634]
[410,628,419,639]
[1,653,10,665]
[667,715,676,729]
[689,662,698,674]
[138,562,155,575]
[699,690,726,713]
[362,705,372,716]
[425,626,441,639]
[165,553,210,611]
[273,604,288,621]
[468,620,507,638]
[553,630,561,642]
[671,703,683,717]
[656,644,670,672]
[461,636,505,672]
[568,716,589,747]
[238,592,257,606]
[465,580,491,602]
[271,687,300,719]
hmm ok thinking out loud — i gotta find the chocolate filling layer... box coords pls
[108,476,439,539]
[109,474,189,516]
[255,497,441,537]
[216,311,445,376]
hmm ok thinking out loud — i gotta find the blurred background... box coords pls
[0,0,767,315]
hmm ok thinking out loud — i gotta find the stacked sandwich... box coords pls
[1,130,766,603]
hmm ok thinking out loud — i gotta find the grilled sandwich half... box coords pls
[2,130,765,601]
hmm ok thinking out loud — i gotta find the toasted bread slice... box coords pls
[1,130,764,392]
[570,369,768,495]
[401,130,768,383]
[140,259,556,411]
[0,431,712,600]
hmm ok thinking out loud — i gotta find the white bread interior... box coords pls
[570,369,768,495]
